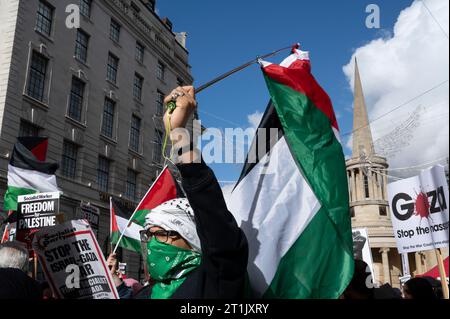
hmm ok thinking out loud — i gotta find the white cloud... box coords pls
[247,111,264,130]
[343,0,449,177]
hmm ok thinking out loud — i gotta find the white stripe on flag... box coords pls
[116,215,143,242]
[228,137,321,295]
[7,164,58,192]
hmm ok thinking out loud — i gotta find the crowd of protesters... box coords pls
[0,86,448,300]
[0,240,446,300]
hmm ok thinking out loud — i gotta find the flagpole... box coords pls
[109,197,113,255]
[194,44,297,94]
[33,254,38,280]
[112,166,170,254]
[435,248,449,299]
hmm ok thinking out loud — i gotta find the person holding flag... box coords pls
[109,86,249,299]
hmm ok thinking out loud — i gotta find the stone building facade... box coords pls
[346,59,448,288]
[0,0,193,280]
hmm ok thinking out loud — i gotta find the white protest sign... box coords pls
[32,219,118,299]
[352,228,375,277]
[16,192,60,247]
[75,203,100,237]
[388,165,449,254]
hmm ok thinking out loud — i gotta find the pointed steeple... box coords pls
[352,58,374,159]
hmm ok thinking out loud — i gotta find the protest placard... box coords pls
[388,165,449,254]
[75,203,100,237]
[32,219,119,299]
[16,192,60,245]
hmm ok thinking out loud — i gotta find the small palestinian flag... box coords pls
[110,166,181,253]
[3,137,59,211]
[228,48,354,299]
[110,198,142,253]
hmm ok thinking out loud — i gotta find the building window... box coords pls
[129,115,141,152]
[19,120,40,137]
[61,141,78,179]
[177,77,184,87]
[79,0,92,18]
[363,173,370,199]
[27,52,48,102]
[107,53,119,84]
[68,77,85,122]
[153,129,163,163]
[101,98,115,138]
[379,206,387,216]
[136,42,145,63]
[143,0,155,11]
[36,1,53,36]
[157,61,165,81]
[110,19,121,43]
[156,91,164,116]
[130,2,140,14]
[97,156,110,192]
[350,207,355,218]
[75,29,89,63]
[133,73,144,101]
[126,169,137,201]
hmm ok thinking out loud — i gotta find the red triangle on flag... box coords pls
[30,139,48,162]
[135,166,179,212]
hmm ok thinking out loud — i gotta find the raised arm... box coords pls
[164,87,248,297]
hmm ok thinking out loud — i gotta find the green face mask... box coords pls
[145,237,201,299]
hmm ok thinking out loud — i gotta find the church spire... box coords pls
[352,58,374,159]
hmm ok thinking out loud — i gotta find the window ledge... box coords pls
[100,134,117,145]
[110,38,121,48]
[34,29,54,43]
[81,14,93,24]
[133,98,144,107]
[65,116,87,129]
[106,79,119,89]
[136,59,146,68]
[22,94,49,110]
[74,56,90,69]
[129,149,144,159]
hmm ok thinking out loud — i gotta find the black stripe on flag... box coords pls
[111,198,134,219]
[235,101,284,186]
[10,139,58,174]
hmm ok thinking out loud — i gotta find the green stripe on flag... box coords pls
[3,186,37,211]
[264,206,354,298]
[132,209,151,226]
[264,76,354,298]
[111,230,142,254]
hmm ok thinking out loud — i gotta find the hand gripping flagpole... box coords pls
[166,44,299,113]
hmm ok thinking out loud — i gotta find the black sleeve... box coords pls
[116,282,133,299]
[177,160,248,294]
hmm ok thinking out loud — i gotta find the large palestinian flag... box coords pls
[228,48,354,299]
[110,166,181,253]
[3,137,59,211]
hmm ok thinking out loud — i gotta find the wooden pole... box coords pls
[435,248,449,299]
[33,254,38,280]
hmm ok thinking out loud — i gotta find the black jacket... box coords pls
[0,268,43,299]
[118,160,248,299]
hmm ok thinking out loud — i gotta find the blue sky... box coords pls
[157,0,415,184]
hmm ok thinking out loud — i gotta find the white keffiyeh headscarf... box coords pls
[144,198,201,252]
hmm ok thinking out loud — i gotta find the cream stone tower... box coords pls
[346,59,402,287]
[346,59,448,288]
